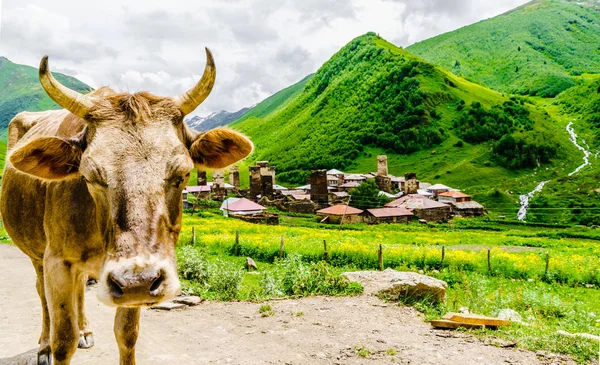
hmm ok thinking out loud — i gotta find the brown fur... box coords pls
[190,128,254,168]
[10,136,83,180]
[2,84,253,365]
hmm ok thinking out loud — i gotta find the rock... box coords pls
[246,257,258,270]
[173,296,203,306]
[497,308,522,322]
[458,306,471,314]
[342,268,447,304]
[151,301,187,310]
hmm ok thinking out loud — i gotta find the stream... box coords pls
[517,121,592,221]
[517,180,549,221]
[566,121,591,176]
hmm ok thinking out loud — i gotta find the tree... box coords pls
[349,179,390,210]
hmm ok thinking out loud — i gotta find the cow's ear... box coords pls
[189,128,253,169]
[10,136,83,180]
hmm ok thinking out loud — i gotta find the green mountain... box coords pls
[231,33,582,217]
[406,0,600,97]
[0,56,91,131]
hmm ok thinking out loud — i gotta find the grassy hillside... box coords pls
[231,33,580,217]
[517,77,600,225]
[0,57,91,130]
[407,0,600,97]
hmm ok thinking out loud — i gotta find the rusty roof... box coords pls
[366,208,414,218]
[451,201,484,209]
[385,195,428,207]
[438,191,471,198]
[316,204,363,215]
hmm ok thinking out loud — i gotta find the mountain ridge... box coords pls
[0,56,91,131]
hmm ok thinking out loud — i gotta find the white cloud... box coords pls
[0,0,529,116]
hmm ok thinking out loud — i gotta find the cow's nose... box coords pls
[107,269,165,299]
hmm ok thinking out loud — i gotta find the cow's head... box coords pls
[9,49,253,307]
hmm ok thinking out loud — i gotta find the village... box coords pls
[183,155,486,225]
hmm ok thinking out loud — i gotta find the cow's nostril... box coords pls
[149,272,164,295]
[108,275,124,299]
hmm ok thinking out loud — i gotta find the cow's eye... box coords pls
[167,175,186,189]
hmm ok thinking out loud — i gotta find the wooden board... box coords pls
[443,313,510,327]
[428,319,484,330]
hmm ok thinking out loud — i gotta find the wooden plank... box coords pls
[444,313,510,327]
[428,319,484,330]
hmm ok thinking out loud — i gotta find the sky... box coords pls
[0,0,529,117]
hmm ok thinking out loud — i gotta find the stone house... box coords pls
[362,207,414,224]
[316,204,364,224]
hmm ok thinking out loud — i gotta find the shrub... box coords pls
[208,260,244,300]
[261,254,364,297]
[177,246,210,283]
[177,247,243,300]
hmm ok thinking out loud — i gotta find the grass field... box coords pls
[175,211,600,363]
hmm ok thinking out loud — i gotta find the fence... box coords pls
[188,228,597,286]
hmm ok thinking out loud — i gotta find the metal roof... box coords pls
[366,207,414,218]
[385,195,428,207]
[451,201,484,209]
[327,169,345,175]
[427,184,452,191]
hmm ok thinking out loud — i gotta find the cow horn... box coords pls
[174,48,216,116]
[39,56,94,119]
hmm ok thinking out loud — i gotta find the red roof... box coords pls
[316,204,363,215]
[366,208,414,218]
[438,191,471,198]
[223,198,266,212]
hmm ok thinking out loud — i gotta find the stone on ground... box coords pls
[342,268,447,304]
[173,296,203,306]
[151,301,187,310]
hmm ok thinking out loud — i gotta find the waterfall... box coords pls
[566,121,591,176]
[517,180,549,221]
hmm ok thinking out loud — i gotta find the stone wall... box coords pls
[404,172,419,195]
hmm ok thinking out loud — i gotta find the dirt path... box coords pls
[0,244,572,365]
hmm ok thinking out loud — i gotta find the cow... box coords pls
[0,49,253,365]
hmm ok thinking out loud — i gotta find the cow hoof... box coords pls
[38,348,53,365]
[78,332,95,349]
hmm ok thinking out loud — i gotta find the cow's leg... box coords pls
[114,307,140,365]
[33,261,52,365]
[45,256,79,365]
[76,274,94,349]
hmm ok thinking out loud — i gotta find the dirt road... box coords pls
[0,244,570,364]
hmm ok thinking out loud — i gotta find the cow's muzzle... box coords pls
[97,256,180,306]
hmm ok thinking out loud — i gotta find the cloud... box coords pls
[0,0,529,116]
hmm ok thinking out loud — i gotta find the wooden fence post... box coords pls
[191,227,196,245]
[378,244,383,271]
[234,230,240,256]
[441,246,445,269]
[487,249,492,275]
[323,240,329,263]
[544,252,550,276]
[279,235,285,259]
